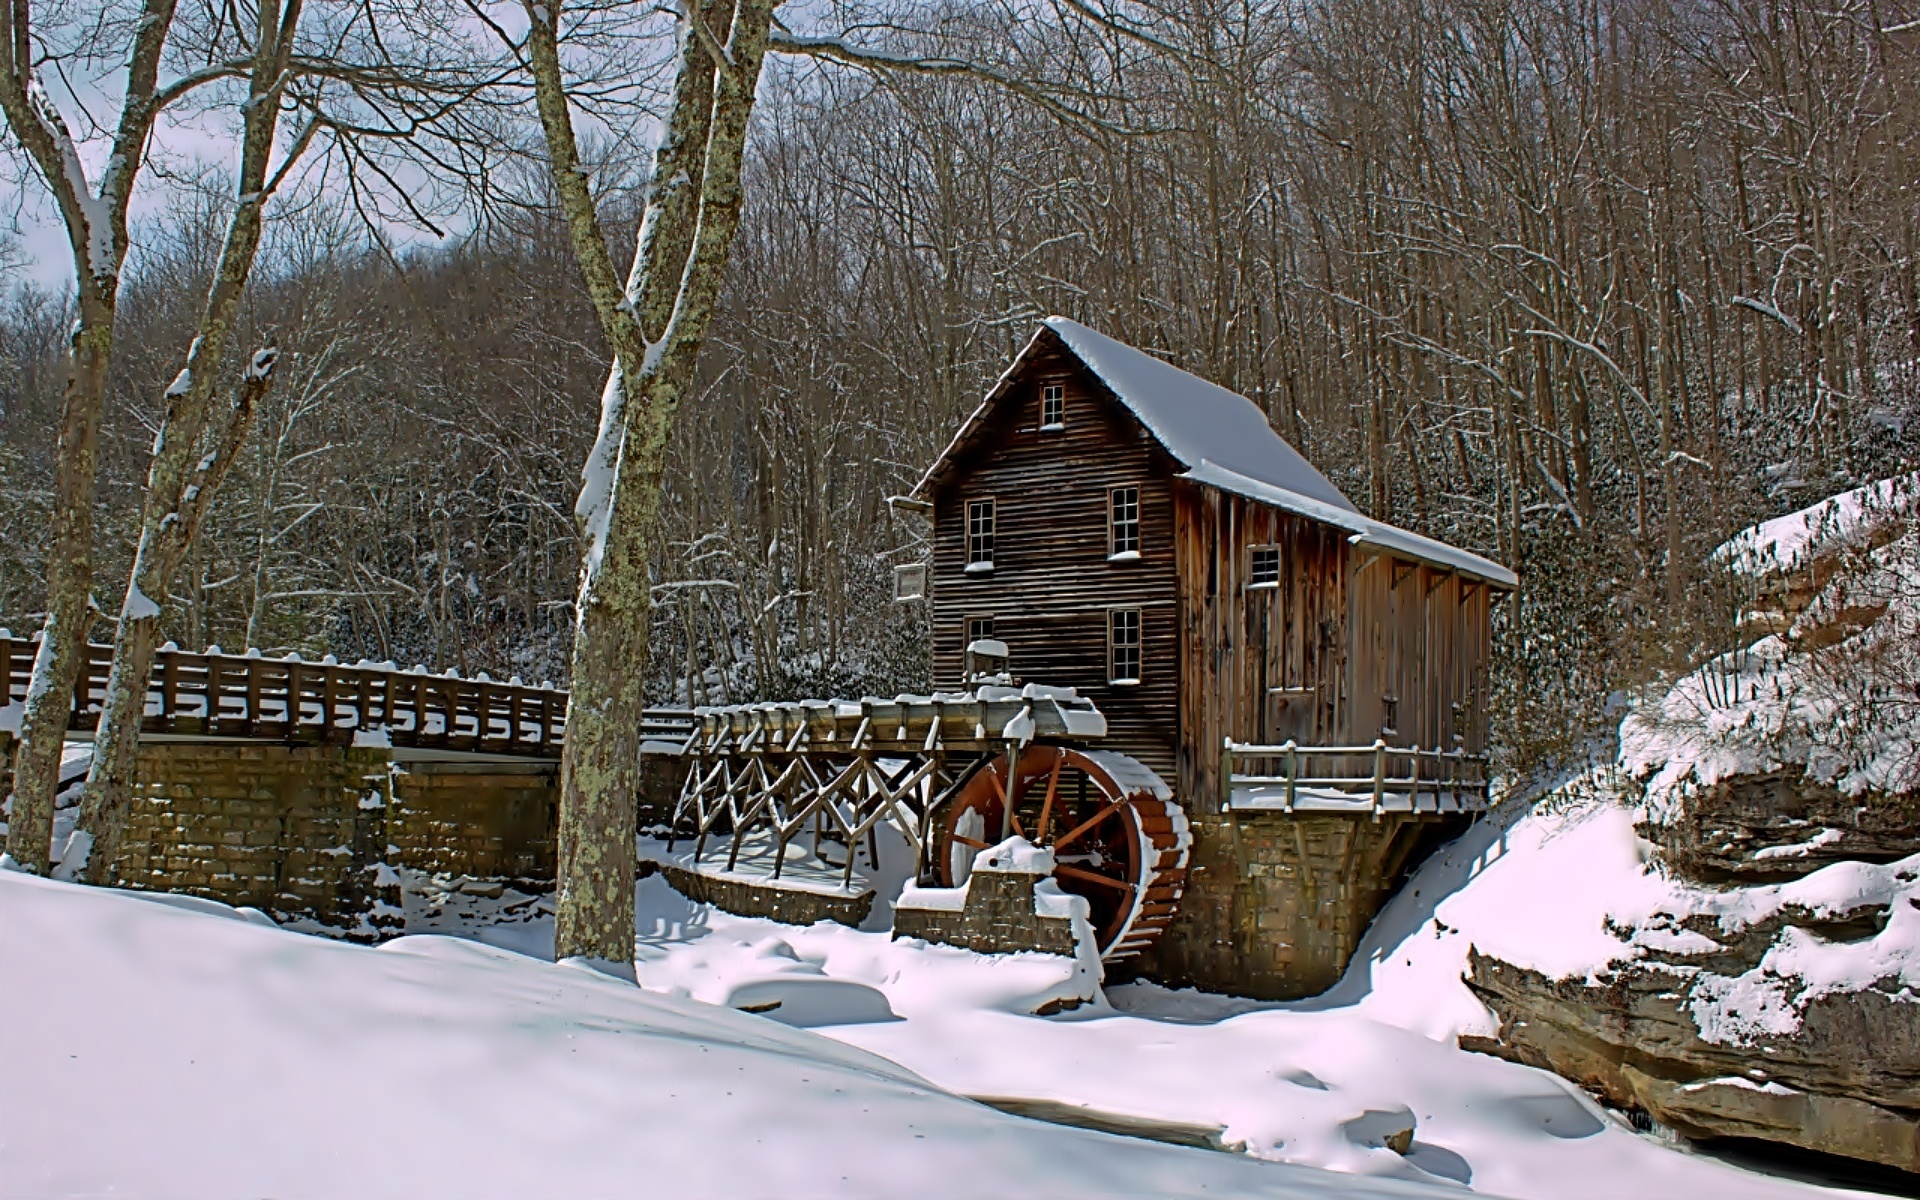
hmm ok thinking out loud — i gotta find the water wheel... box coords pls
[935,744,1189,961]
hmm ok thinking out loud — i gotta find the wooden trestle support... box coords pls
[666,688,1191,961]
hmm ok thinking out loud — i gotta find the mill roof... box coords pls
[913,316,1517,588]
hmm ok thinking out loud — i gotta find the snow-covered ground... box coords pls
[5,798,1874,1200]
[3,869,1452,1200]
[379,808,1862,1200]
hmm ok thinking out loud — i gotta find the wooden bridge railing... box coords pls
[1224,738,1490,816]
[0,633,696,760]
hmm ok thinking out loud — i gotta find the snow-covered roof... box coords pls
[913,317,1516,588]
[1186,461,1518,588]
[1043,318,1358,513]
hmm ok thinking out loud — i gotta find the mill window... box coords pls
[1249,545,1281,588]
[1109,486,1140,559]
[1108,607,1141,684]
[966,499,995,571]
[967,615,995,645]
[892,563,927,601]
[1040,383,1065,430]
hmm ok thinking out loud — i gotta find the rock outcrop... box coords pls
[1463,473,1920,1172]
[1465,947,1920,1171]
[1640,766,1920,884]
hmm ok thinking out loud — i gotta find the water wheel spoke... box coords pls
[1034,749,1064,844]
[938,744,1185,965]
[1053,863,1135,892]
[1054,799,1126,850]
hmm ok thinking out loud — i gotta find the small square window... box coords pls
[967,499,995,570]
[1109,486,1140,558]
[893,563,927,602]
[1040,383,1065,429]
[967,616,995,645]
[1249,545,1281,587]
[1108,607,1141,684]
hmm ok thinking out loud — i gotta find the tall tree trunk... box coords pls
[5,301,111,872]
[527,0,774,964]
[0,0,175,871]
[74,0,304,883]
[74,355,277,881]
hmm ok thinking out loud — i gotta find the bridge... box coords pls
[0,633,695,758]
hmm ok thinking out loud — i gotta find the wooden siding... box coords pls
[1176,487,1495,814]
[1176,486,1350,813]
[928,342,1181,783]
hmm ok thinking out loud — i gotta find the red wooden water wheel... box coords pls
[935,744,1190,961]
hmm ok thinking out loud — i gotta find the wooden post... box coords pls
[322,667,340,743]
[1220,736,1234,811]
[160,650,178,728]
[1371,738,1387,819]
[1283,739,1297,814]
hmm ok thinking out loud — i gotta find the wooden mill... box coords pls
[671,317,1516,998]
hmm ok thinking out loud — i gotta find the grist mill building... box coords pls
[905,317,1516,996]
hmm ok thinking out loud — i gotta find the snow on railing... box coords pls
[0,634,698,760]
[1223,738,1490,816]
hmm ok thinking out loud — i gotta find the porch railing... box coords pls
[1223,737,1490,817]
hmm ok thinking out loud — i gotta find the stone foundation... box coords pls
[1140,811,1466,999]
[82,740,613,937]
[389,761,557,887]
[649,860,874,926]
[103,742,401,933]
[892,866,1080,957]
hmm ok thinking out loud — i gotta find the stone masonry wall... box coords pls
[106,742,398,934]
[388,762,557,885]
[892,869,1080,957]
[1141,812,1465,999]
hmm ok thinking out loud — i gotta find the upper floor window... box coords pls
[1249,545,1281,588]
[966,498,995,571]
[1108,607,1142,684]
[1109,486,1140,560]
[1040,383,1065,430]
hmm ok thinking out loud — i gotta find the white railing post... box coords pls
[1371,738,1387,819]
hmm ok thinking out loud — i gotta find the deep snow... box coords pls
[0,869,1450,1200]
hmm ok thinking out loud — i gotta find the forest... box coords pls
[2,0,1914,774]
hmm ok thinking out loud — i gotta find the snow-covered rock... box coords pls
[1465,474,1920,1171]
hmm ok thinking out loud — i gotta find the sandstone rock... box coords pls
[1640,767,1920,884]
[1465,949,1920,1173]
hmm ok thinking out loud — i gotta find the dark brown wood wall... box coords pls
[928,343,1181,783]
[1346,559,1492,756]
[1175,487,1351,813]
[1176,487,1497,814]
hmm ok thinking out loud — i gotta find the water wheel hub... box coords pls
[935,745,1189,961]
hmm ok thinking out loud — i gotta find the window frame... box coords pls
[966,615,995,646]
[1039,381,1066,431]
[965,497,996,573]
[1107,606,1142,685]
[892,562,927,602]
[1108,485,1141,561]
[1247,544,1282,589]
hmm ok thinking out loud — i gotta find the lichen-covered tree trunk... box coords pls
[526,0,774,963]
[5,304,112,872]
[0,0,176,872]
[75,0,302,884]
[74,355,277,881]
